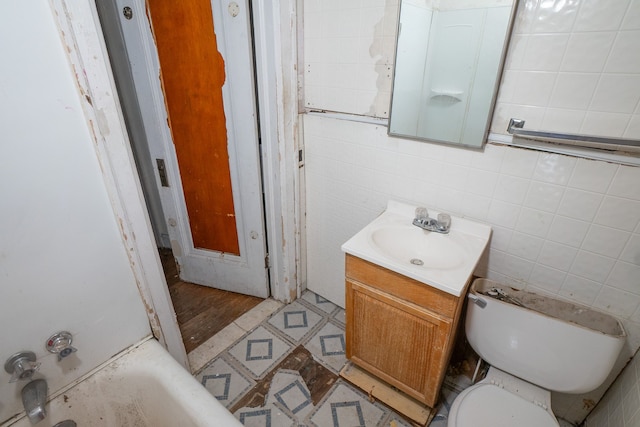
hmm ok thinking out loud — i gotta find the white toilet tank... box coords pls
[466,279,626,394]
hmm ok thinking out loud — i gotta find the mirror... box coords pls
[389,0,517,148]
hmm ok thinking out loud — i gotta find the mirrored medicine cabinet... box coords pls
[389,0,518,148]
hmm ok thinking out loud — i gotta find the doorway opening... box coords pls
[96,0,269,353]
[159,248,262,352]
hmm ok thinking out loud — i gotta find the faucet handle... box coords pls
[46,331,77,361]
[4,351,40,383]
[437,213,451,229]
[415,207,429,219]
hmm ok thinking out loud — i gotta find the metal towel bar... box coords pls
[507,118,640,148]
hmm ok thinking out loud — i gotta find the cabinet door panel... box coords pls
[346,280,451,405]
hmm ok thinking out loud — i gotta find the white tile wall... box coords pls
[305,114,640,333]
[586,350,640,427]
[302,0,640,424]
[493,0,640,140]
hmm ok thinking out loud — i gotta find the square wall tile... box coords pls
[570,250,615,283]
[582,225,630,258]
[529,264,566,293]
[502,36,527,72]
[594,196,640,232]
[458,192,492,221]
[541,109,586,134]
[488,200,522,229]
[512,0,537,34]
[493,175,530,204]
[531,0,579,33]
[609,166,640,200]
[533,152,577,185]
[500,253,535,283]
[513,71,557,106]
[626,114,640,139]
[593,286,640,318]
[515,208,554,238]
[557,189,603,222]
[568,159,618,193]
[620,234,640,265]
[580,111,632,137]
[605,30,640,73]
[521,34,569,71]
[549,73,600,110]
[507,231,544,261]
[490,226,514,252]
[561,32,616,72]
[559,275,603,306]
[606,261,640,294]
[471,144,505,172]
[590,74,640,114]
[537,241,578,271]
[525,181,564,212]
[573,0,630,31]
[548,216,590,247]
[462,169,499,196]
[622,0,640,30]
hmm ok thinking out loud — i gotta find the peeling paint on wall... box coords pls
[302,0,399,118]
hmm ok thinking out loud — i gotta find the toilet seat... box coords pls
[448,382,559,427]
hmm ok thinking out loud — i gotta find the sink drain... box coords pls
[410,258,424,266]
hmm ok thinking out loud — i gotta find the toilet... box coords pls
[448,279,626,427]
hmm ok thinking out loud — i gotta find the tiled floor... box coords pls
[194,290,459,426]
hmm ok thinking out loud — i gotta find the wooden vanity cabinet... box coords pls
[345,254,468,407]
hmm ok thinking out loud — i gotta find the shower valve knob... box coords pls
[4,351,40,383]
[46,331,77,361]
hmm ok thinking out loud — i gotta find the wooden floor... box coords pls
[160,249,263,353]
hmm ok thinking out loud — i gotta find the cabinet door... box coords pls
[346,280,451,406]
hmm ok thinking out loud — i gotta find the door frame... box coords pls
[51,0,300,365]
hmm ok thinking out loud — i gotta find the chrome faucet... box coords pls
[22,379,47,424]
[412,207,451,234]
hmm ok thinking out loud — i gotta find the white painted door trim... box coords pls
[252,0,301,303]
[50,0,188,366]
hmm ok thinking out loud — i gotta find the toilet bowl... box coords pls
[447,279,626,427]
[448,367,558,427]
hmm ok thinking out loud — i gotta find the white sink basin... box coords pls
[342,201,492,296]
[370,226,465,270]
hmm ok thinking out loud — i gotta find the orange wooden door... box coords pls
[147,0,239,255]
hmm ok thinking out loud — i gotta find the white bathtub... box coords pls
[6,339,241,427]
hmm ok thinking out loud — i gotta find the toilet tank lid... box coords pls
[471,279,625,337]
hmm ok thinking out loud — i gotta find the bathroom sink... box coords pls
[342,200,492,296]
[370,226,465,269]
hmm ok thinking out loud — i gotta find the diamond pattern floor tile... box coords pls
[267,300,324,344]
[304,321,347,373]
[301,290,338,314]
[196,357,254,408]
[307,381,387,427]
[228,326,292,378]
[234,404,297,427]
[266,369,314,419]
